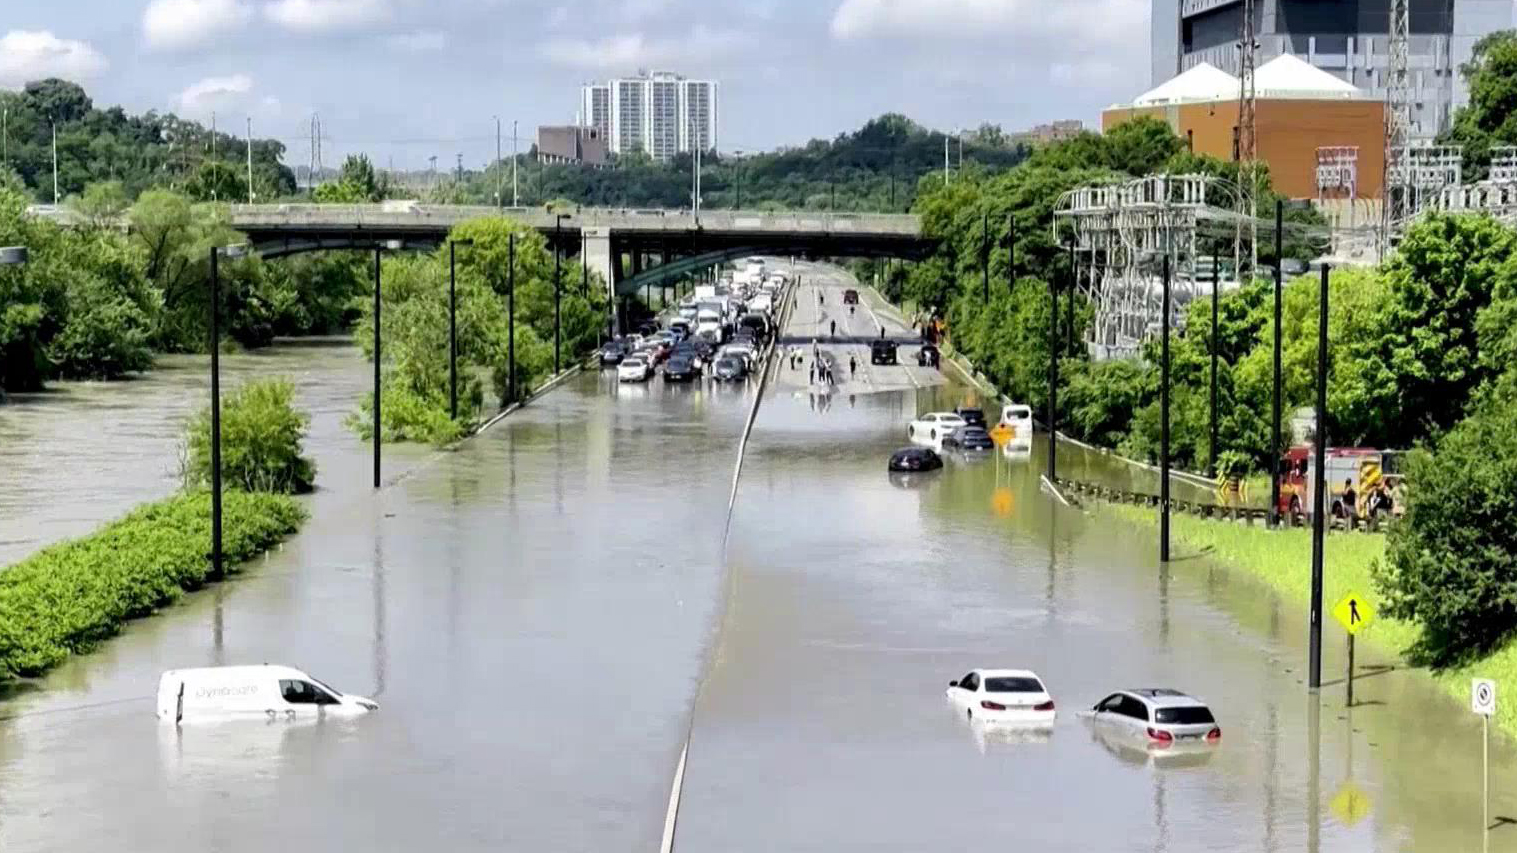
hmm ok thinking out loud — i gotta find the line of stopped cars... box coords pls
[599,263,786,385]
[946,671,1221,760]
[888,402,1036,473]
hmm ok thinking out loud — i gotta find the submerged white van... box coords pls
[157,665,378,724]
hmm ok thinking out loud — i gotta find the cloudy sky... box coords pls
[2,0,1148,169]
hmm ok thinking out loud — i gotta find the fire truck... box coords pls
[1275,446,1406,521]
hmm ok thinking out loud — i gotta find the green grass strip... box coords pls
[1104,503,1517,736]
[0,490,306,680]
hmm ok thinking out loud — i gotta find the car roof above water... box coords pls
[1124,688,1206,707]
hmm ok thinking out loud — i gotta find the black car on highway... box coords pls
[598,340,630,366]
[888,446,943,472]
[663,355,701,382]
[941,425,994,452]
[871,339,899,366]
[954,407,987,428]
[713,356,749,382]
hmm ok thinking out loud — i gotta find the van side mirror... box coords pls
[948,680,958,688]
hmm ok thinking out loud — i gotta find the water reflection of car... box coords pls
[965,717,1055,754]
[1002,443,1033,463]
[946,669,1056,724]
[871,339,899,365]
[888,446,943,473]
[713,357,749,382]
[942,425,995,452]
[1084,719,1217,769]
[1085,688,1220,752]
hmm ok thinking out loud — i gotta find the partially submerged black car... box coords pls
[954,407,987,428]
[871,339,899,366]
[713,356,749,382]
[888,446,943,472]
[598,339,630,366]
[663,355,701,382]
[942,425,994,451]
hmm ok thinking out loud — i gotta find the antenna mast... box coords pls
[1383,0,1411,253]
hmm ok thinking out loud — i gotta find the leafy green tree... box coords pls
[69,180,129,229]
[313,154,387,203]
[1443,30,1517,179]
[1374,375,1517,665]
[185,377,316,493]
[185,160,248,203]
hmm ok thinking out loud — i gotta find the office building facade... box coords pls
[583,71,719,161]
[1151,0,1516,139]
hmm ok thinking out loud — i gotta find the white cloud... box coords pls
[0,30,107,87]
[143,0,253,51]
[539,26,740,70]
[264,0,392,33]
[384,30,445,52]
[176,73,256,117]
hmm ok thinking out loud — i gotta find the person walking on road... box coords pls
[849,354,857,379]
[829,319,837,338]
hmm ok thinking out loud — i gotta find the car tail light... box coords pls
[980,700,1006,711]
[1033,700,1055,712]
[1206,727,1222,740]
[1146,727,1174,742]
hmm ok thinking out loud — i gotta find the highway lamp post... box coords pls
[1161,253,1172,562]
[1066,239,1077,357]
[1308,264,1331,690]
[495,117,503,210]
[207,243,246,580]
[1047,269,1059,484]
[981,211,990,303]
[1210,250,1220,479]
[554,214,570,374]
[448,239,475,421]
[511,120,519,207]
[1007,213,1016,285]
[1269,200,1285,528]
[508,233,517,404]
[372,240,402,489]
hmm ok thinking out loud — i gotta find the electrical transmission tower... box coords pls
[1382,0,1411,252]
[1236,0,1258,274]
[308,113,324,193]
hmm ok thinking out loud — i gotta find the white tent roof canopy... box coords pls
[1253,53,1364,99]
[1132,62,1240,106]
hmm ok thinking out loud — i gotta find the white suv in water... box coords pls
[1086,688,1220,746]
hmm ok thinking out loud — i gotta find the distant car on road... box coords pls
[663,354,700,382]
[946,669,1056,724]
[635,320,660,336]
[1086,688,1220,748]
[888,446,943,472]
[908,412,966,443]
[917,344,940,368]
[713,356,749,382]
[871,339,899,365]
[954,407,987,428]
[598,340,629,366]
[843,288,860,305]
[942,425,994,452]
[617,355,653,383]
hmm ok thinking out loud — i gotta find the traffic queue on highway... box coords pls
[597,260,787,386]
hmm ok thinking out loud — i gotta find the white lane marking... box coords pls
[659,742,689,853]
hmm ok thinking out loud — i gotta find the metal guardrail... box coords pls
[1059,477,1393,533]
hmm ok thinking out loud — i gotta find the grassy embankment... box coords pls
[1105,503,1517,736]
[0,490,304,680]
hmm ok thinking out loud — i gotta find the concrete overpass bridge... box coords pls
[220,204,932,297]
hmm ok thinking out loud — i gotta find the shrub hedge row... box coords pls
[0,489,305,679]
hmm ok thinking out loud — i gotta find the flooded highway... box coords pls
[1,265,1515,852]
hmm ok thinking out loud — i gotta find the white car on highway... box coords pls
[618,355,653,383]
[908,412,966,444]
[1085,688,1220,747]
[946,669,1056,724]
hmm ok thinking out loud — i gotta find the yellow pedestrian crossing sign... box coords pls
[1330,781,1373,826]
[1332,592,1375,635]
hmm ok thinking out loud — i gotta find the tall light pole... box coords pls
[448,239,474,420]
[245,117,254,204]
[495,117,503,209]
[372,240,402,489]
[208,243,247,581]
[1308,264,1331,690]
[508,233,517,403]
[554,215,569,373]
[512,120,519,207]
[1161,253,1172,562]
[51,120,59,204]
[1270,201,1285,528]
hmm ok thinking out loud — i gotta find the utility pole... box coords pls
[1308,264,1330,690]
[981,211,989,302]
[495,117,503,209]
[1161,253,1172,562]
[943,136,950,186]
[3,105,9,168]
[51,120,58,204]
[1270,200,1284,527]
[508,234,517,402]
[372,246,383,489]
[245,117,254,203]
[456,153,463,185]
[210,112,218,202]
[208,247,224,580]
[512,120,519,207]
[1047,272,1059,483]
[1008,213,1016,283]
[1210,250,1220,478]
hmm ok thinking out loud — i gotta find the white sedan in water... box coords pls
[946,669,1057,725]
[908,412,966,444]
[617,355,652,383]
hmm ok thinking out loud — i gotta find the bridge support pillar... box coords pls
[582,227,617,334]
